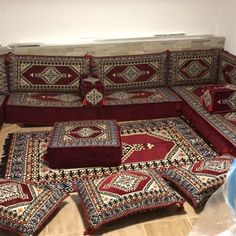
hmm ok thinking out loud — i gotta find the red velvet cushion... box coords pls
[75,169,185,234]
[219,50,236,84]
[0,55,8,94]
[7,53,86,93]
[201,84,236,113]
[0,179,68,236]
[160,155,233,207]
[95,52,167,90]
[168,49,219,86]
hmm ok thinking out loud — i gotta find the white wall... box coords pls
[0,0,221,46]
[216,0,236,54]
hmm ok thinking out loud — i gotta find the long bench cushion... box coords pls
[7,53,86,93]
[0,55,8,94]
[168,49,220,86]
[94,52,167,91]
[5,88,182,124]
[105,87,181,105]
[172,85,236,155]
[219,50,236,84]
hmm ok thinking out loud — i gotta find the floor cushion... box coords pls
[0,179,68,236]
[5,88,183,124]
[46,120,122,169]
[159,155,233,207]
[75,169,185,234]
[201,84,236,113]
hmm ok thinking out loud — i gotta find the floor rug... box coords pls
[0,117,217,192]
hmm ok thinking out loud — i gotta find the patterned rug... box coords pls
[0,117,217,192]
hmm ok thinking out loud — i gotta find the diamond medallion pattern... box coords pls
[169,49,219,85]
[219,51,236,84]
[99,172,150,195]
[95,52,167,90]
[181,60,208,78]
[85,88,103,106]
[68,127,101,139]
[8,54,85,92]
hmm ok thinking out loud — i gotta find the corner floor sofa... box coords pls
[0,48,236,235]
[0,48,235,156]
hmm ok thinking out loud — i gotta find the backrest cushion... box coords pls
[95,52,167,91]
[8,53,86,92]
[219,50,236,84]
[0,54,8,94]
[168,49,220,86]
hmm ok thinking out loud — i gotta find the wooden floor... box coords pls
[0,124,201,236]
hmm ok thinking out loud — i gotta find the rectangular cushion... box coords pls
[219,50,236,84]
[0,55,8,94]
[8,53,86,92]
[168,49,220,86]
[94,52,167,91]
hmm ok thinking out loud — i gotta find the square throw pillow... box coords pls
[0,179,68,236]
[75,169,185,234]
[160,155,233,207]
[201,84,236,113]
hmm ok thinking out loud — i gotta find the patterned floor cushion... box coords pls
[75,169,185,234]
[159,155,233,207]
[0,179,68,236]
[201,84,236,113]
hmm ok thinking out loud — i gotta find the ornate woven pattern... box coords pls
[75,169,184,231]
[168,49,219,85]
[173,85,236,146]
[49,120,120,147]
[219,51,236,84]
[160,156,233,206]
[0,55,8,94]
[7,92,83,107]
[95,52,167,90]
[2,118,217,190]
[0,179,68,236]
[0,95,6,107]
[8,53,86,92]
[105,87,181,105]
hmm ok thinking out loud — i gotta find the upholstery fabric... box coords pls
[172,85,236,155]
[168,49,219,86]
[160,155,233,206]
[0,179,68,236]
[8,53,85,92]
[46,120,122,168]
[5,88,182,124]
[75,169,185,233]
[0,95,6,127]
[219,50,236,84]
[2,117,217,191]
[81,76,105,106]
[95,52,167,90]
[0,55,8,94]
[201,84,236,113]
[105,87,181,105]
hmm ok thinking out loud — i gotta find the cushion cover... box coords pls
[46,120,122,168]
[81,76,105,106]
[0,179,68,236]
[168,49,219,86]
[219,50,236,84]
[160,156,233,206]
[95,52,167,90]
[201,84,236,113]
[0,55,8,94]
[75,169,185,233]
[8,53,85,92]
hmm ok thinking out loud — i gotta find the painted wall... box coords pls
[216,0,236,54]
[0,0,221,46]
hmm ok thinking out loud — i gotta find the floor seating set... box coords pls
[0,48,235,235]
